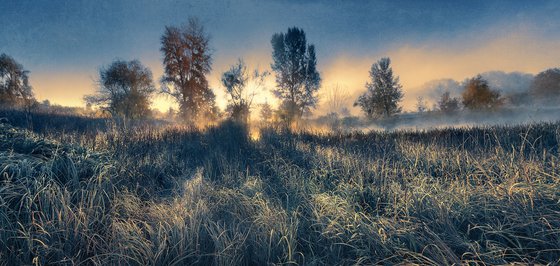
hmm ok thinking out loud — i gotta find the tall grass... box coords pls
[1,111,560,264]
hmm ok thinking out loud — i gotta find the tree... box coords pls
[221,59,268,124]
[259,101,273,122]
[270,27,321,124]
[0,53,34,108]
[437,91,460,113]
[324,83,351,116]
[530,68,560,104]
[84,59,155,120]
[416,96,427,113]
[462,75,502,110]
[355,57,403,118]
[160,17,214,123]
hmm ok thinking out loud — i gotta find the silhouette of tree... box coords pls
[530,68,560,104]
[0,53,34,108]
[84,59,155,120]
[271,27,321,125]
[355,57,403,118]
[437,92,460,113]
[160,17,214,123]
[462,75,502,110]
[222,59,269,124]
[259,101,273,122]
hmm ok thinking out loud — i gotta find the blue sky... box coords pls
[1,0,559,111]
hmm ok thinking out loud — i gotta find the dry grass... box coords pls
[1,114,560,265]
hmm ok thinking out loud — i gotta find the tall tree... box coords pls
[462,75,502,110]
[355,57,403,118]
[84,59,156,120]
[270,27,321,124]
[160,17,214,123]
[530,68,560,104]
[0,53,34,108]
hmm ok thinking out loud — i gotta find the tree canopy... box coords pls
[270,27,321,124]
[0,53,34,108]
[530,68,560,104]
[355,57,403,118]
[161,17,215,123]
[461,75,502,110]
[438,91,460,113]
[84,59,155,120]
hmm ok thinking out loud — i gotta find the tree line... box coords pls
[2,17,560,127]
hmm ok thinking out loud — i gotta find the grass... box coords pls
[1,111,560,265]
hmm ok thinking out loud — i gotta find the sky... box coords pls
[1,0,560,113]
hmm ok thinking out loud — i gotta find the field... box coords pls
[1,111,560,265]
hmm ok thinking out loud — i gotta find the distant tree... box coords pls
[160,17,214,123]
[355,57,403,118]
[222,59,268,124]
[416,96,427,113]
[270,27,321,124]
[437,91,460,113]
[0,53,34,108]
[530,68,560,104]
[462,75,502,110]
[84,59,155,120]
[324,83,351,116]
[259,101,273,122]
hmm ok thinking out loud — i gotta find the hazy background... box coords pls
[2,0,560,114]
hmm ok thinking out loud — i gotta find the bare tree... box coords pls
[0,53,34,109]
[84,59,155,121]
[222,59,269,124]
[160,17,215,123]
[323,83,351,116]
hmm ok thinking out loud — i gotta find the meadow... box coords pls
[1,110,560,265]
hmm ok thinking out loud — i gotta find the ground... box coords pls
[0,112,559,265]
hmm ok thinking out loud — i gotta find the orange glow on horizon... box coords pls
[29,30,560,114]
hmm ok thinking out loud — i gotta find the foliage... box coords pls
[271,27,321,124]
[160,17,216,124]
[222,59,268,124]
[462,75,502,110]
[438,91,461,113]
[259,101,273,122]
[530,68,560,104]
[84,59,155,120]
[355,57,403,118]
[0,53,34,108]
